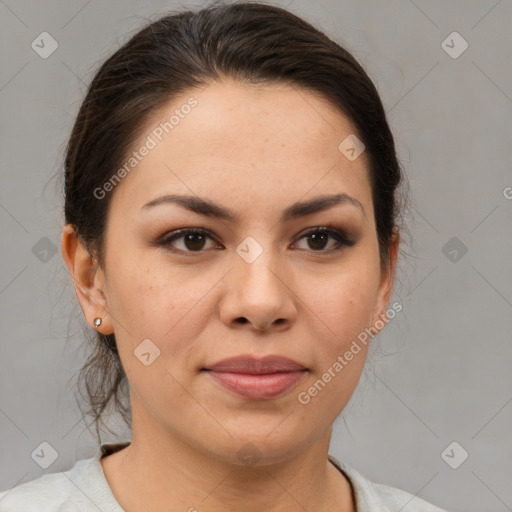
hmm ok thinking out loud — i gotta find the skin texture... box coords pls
[62,79,399,512]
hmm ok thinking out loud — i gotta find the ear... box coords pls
[61,224,114,335]
[371,227,400,330]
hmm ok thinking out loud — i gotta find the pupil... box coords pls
[309,232,327,250]
[185,234,205,251]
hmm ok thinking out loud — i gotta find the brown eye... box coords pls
[157,228,218,253]
[181,232,208,251]
[294,227,355,253]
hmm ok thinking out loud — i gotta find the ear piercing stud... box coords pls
[94,317,102,328]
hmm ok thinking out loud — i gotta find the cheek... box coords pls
[302,267,379,354]
[295,276,377,419]
[107,260,215,355]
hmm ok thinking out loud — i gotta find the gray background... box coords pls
[1,1,511,511]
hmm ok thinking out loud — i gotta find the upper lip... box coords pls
[203,355,307,374]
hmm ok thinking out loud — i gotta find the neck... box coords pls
[101,413,355,512]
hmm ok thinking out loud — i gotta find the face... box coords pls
[66,79,398,465]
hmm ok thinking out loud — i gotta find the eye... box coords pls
[294,227,355,253]
[156,228,219,253]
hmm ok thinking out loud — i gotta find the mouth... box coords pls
[201,354,308,400]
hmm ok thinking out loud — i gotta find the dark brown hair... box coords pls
[62,0,408,441]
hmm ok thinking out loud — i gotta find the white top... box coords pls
[0,442,448,511]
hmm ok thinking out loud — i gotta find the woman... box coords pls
[0,2,448,511]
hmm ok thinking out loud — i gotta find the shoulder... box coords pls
[328,454,449,512]
[370,482,448,512]
[0,457,97,512]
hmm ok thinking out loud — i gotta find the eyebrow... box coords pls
[141,192,366,222]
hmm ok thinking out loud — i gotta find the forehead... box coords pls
[108,79,373,219]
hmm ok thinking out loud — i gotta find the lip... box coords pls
[202,355,307,400]
[204,354,306,374]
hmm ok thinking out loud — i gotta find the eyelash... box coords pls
[155,226,356,256]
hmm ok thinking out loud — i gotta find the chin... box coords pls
[205,426,315,467]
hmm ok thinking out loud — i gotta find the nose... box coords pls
[219,245,298,333]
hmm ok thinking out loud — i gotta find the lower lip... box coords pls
[204,370,307,399]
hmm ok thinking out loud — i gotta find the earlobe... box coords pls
[60,224,113,334]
